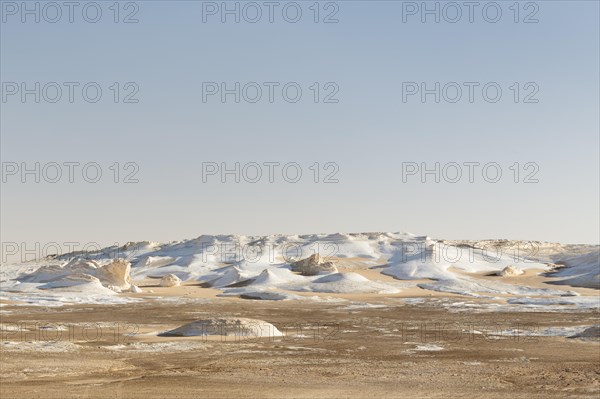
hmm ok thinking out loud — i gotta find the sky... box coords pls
[1,0,599,260]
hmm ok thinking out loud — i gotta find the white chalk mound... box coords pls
[159,317,283,337]
[497,265,525,277]
[37,273,118,296]
[291,254,338,276]
[38,273,100,288]
[160,274,181,287]
[208,266,251,288]
[298,272,400,294]
[314,272,369,284]
[251,268,305,286]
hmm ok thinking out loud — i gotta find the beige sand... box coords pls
[1,298,599,399]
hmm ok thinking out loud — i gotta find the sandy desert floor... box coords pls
[2,293,599,399]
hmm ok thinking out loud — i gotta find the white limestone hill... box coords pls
[1,233,597,306]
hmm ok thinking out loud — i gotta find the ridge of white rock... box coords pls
[1,233,597,306]
[545,252,600,289]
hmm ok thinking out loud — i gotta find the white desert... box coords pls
[1,232,599,398]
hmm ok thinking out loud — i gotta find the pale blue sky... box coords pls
[1,0,599,251]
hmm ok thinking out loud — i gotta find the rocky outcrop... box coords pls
[160,274,181,287]
[290,254,337,276]
[96,259,132,291]
[497,265,525,277]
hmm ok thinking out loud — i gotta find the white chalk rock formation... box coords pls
[96,259,132,291]
[291,254,337,276]
[18,258,132,293]
[160,317,283,337]
[497,265,525,277]
[160,273,181,287]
